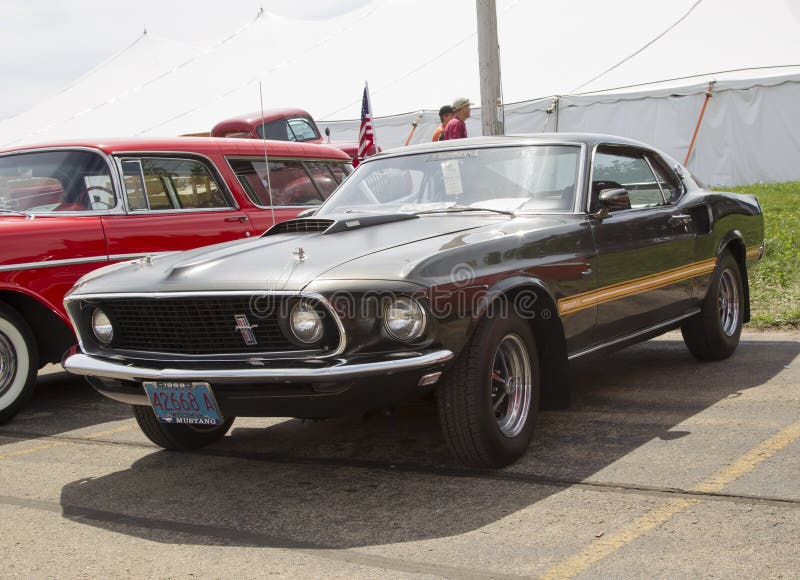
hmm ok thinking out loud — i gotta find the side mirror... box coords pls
[297,208,318,218]
[593,188,631,218]
[324,127,331,142]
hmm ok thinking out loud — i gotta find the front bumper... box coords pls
[63,349,455,417]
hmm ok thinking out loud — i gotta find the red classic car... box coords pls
[0,137,352,422]
[210,108,367,161]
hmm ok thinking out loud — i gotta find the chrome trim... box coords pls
[0,251,174,273]
[65,290,349,359]
[567,309,700,361]
[63,349,455,383]
[0,255,109,272]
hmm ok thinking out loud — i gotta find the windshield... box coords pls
[317,144,581,215]
[0,150,115,213]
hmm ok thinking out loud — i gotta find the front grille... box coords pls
[92,295,337,356]
[266,219,334,235]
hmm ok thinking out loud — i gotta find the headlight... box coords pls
[384,297,426,341]
[290,302,324,344]
[91,308,113,344]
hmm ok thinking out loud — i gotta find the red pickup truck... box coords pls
[0,136,351,422]
[211,108,374,162]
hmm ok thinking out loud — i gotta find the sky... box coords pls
[0,0,371,120]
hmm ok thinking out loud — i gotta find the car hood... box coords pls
[69,214,520,296]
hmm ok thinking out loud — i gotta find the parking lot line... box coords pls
[539,418,800,580]
[0,422,136,460]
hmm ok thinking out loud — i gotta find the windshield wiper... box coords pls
[0,208,33,218]
[414,205,516,216]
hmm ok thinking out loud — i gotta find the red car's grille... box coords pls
[93,296,336,356]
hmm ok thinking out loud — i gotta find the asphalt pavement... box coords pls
[1,330,798,578]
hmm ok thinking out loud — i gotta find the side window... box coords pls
[228,159,324,206]
[647,154,682,202]
[120,157,229,211]
[327,162,351,185]
[287,117,320,142]
[304,161,343,198]
[593,149,666,210]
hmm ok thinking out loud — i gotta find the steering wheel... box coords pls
[81,185,115,210]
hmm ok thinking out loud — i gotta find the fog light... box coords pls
[91,308,113,344]
[384,297,426,341]
[290,302,324,343]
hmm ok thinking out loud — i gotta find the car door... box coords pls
[588,146,696,341]
[101,155,254,259]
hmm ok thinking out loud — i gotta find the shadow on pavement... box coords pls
[56,336,800,548]
[0,368,131,440]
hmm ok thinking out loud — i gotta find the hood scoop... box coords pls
[263,213,419,237]
[265,218,335,235]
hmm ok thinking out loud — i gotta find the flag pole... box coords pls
[365,81,378,155]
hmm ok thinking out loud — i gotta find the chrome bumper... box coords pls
[62,350,455,383]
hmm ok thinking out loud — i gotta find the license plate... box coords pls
[143,381,223,426]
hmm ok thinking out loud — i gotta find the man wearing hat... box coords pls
[442,97,473,140]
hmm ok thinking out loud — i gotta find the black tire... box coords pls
[681,251,744,360]
[437,311,540,468]
[132,405,235,450]
[0,303,39,424]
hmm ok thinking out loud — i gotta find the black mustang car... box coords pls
[63,134,764,467]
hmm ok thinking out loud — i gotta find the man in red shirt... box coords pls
[442,97,473,140]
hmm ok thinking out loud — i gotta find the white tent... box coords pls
[1,0,799,186]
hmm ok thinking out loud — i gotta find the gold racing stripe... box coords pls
[745,245,762,260]
[558,258,717,315]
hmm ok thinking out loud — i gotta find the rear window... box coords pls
[0,150,115,213]
[229,158,351,207]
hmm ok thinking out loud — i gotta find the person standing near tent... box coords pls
[442,97,473,140]
[431,105,454,142]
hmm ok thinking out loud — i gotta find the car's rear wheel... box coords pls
[437,310,540,467]
[681,251,744,360]
[0,304,38,424]
[132,405,235,450]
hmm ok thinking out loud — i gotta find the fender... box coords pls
[478,274,559,320]
[0,282,69,326]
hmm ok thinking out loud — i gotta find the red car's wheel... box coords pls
[0,304,38,424]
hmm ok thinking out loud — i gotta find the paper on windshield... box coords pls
[441,160,462,195]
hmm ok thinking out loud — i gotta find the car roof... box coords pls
[380,132,658,157]
[0,136,351,160]
[213,108,314,126]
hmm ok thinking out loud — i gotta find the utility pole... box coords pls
[476,0,504,136]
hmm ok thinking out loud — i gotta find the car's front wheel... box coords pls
[0,304,38,424]
[437,310,540,467]
[132,405,235,450]
[681,250,744,360]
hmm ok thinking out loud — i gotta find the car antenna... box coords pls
[259,81,277,227]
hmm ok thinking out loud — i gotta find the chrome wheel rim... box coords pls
[718,269,740,336]
[490,333,532,438]
[0,333,18,397]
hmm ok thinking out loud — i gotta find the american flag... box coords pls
[358,83,376,159]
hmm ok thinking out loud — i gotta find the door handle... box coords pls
[224,216,249,222]
[668,213,692,225]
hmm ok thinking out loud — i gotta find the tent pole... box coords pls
[404,112,424,146]
[684,81,716,166]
